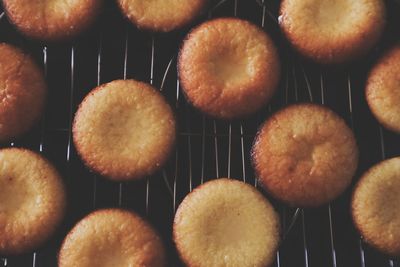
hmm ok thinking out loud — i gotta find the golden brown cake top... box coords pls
[59,209,166,267]
[0,148,65,255]
[0,43,46,142]
[73,79,176,181]
[279,0,386,64]
[117,0,207,32]
[3,0,102,41]
[252,104,358,207]
[179,17,280,119]
[366,46,400,133]
[174,178,280,267]
[352,157,400,256]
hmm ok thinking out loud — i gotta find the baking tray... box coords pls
[0,0,399,266]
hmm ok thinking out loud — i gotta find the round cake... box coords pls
[0,148,66,255]
[59,209,166,267]
[73,79,176,181]
[366,46,400,133]
[0,43,46,142]
[117,0,207,32]
[252,104,358,207]
[279,0,386,64]
[173,178,280,267]
[352,157,400,256]
[178,18,281,119]
[2,0,102,41]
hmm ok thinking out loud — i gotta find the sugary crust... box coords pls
[173,178,280,267]
[2,0,103,41]
[73,79,176,181]
[117,0,207,32]
[279,0,386,64]
[178,17,281,119]
[0,43,46,142]
[352,157,400,256]
[0,148,66,255]
[252,104,358,207]
[58,209,166,267]
[366,46,400,133]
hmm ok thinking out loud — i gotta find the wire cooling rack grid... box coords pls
[0,0,400,266]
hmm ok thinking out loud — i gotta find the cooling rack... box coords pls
[0,0,400,266]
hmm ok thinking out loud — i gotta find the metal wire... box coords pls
[66,46,75,162]
[92,33,103,209]
[302,210,310,267]
[39,46,48,153]
[346,74,368,267]
[319,72,338,267]
[186,105,193,192]
[118,25,131,207]
[145,35,156,215]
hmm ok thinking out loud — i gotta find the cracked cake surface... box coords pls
[252,104,358,207]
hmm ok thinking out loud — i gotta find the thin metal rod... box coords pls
[234,0,238,16]
[320,73,325,105]
[283,208,301,239]
[256,0,278,24]
[285,64,289,104]
[150,36,155,85]
[0,12,4,21]
[328,205,337,267]
[146,35,155,215]
[173,53,180,212]
[2,258,7,266]
[302,210,310,267]
[66,46,75,162]
[173,148,178,213]
[213,120,219,177]
[379,126,386,160]
[293,63,309,265]
[292,65,299,102]
[320,70,338,267]
[118,183,123,206]
[92,34,103,209]
[145,179,150,215]
[359,239,366,267]
[32,252,37,267]
[123,26,129,80]
[209,0,230,15]
[227,123,232,178]
[276,250,281,267]
[175,80,180,108]
[227,0,237,180]
[201,116,206,184]
[97,35,103,86]
[162,170,173,197]
[118,27,130,207]
[35,52,48,267]
[33,45,47,266]
[261,0,266,27]
[240,124,246,183]
[347,74,354,129]
[300,64,313,102]
[39,46,48,153]
[160,56,175,91]
[187,110,193,192]
[347,76,367,267]
[92,175,97,209]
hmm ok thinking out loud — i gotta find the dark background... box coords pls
[0,0,399,266]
